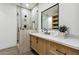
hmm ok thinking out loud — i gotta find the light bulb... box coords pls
[26,4,29,7]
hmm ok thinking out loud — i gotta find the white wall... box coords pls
[59,3,79,35]
[38,3,56,31]
[0,4,17,49]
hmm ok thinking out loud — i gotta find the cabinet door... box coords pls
[30,36,37,51]
[37,38,47,55]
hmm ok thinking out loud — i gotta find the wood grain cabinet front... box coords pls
[30,35,47,55]
[65,46,79,55]
[37,38,47,55]
[47,41,66,55]
[30,35,37,51]
[30,35,79,55]
[48,41,79,55]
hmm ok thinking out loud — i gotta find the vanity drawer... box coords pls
[55,43,79,55]
[48,41,65,55]
[65,47,79,55]
[49,41,58,50]
[57,44,67,55]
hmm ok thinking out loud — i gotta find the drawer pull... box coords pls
[56,49,66,55]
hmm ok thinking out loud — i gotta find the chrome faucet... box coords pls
[43,28,50,35]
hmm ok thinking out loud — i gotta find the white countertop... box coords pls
[30,32,79,50]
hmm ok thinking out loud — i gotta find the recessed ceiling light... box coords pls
[26,4,29,7]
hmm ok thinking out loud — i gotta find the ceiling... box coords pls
[21,3,38,10]
[16,3,38,10]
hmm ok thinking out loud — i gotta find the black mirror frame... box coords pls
[41,3,59,31]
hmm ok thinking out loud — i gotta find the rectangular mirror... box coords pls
[41,3,59,31]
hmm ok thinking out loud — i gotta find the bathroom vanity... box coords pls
[30,3,79,55]
[30,33,79,55]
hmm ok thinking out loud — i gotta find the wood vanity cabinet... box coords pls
[37,38,47,54]
[30,35,47,55]
[30,35,37,51]
[30,35,79,55]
